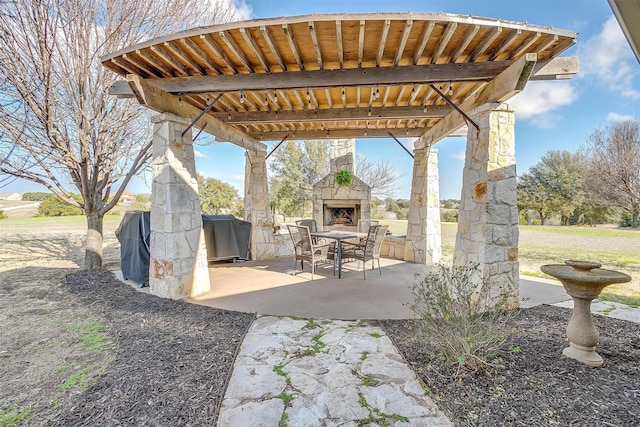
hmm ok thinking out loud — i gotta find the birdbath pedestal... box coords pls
[540,260,631,368]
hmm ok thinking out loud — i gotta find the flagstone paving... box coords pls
[217,316,453,427]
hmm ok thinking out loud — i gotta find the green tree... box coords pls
[38,195,83,216]
[268,141,329,218]
[198,175,242,216]
[21,192,52,201]
[517,150,586,225]
[132,194,151,211]
[585,119,640,228]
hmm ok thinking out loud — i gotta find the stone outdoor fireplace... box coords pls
[312,139,371,231]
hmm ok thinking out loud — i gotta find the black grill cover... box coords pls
[115,212,252,285]
[202,214,251,261]
[115,211,151,285]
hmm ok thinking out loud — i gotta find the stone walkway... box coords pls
[217,316,452,426]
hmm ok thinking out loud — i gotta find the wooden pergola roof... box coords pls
[102,12,577,151]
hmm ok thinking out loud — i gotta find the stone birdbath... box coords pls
[540,260,631,367]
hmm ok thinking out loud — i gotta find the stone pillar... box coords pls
[454,103,519,308]
[405,147,442,264]
[245,149,275,260]
[149,113,210,299]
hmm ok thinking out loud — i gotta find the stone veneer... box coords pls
[405,147,441,264]
[149,113,210,299]
[454,103,519,308]
[245,150,275,260]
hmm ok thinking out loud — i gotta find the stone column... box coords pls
[405,147,442,264]
[245,149,275,260]
[329,139,356,174]
[149,113,210,299]
[453,103,519,308]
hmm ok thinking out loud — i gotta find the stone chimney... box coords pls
[329,139,355,174]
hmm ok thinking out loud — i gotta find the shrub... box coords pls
[440,209,458,223]
[0,209,6,219]
[37,195,83,216]
[409,263,515,375]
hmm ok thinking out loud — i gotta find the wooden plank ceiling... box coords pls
[102,12,577,148]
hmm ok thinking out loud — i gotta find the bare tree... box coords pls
[585,119,640,228]
[355,155,401,199]
[0,0,244,268]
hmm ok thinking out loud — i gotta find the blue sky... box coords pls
[5,0,640,200]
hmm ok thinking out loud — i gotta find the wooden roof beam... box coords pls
[254,128,426,141]
[126,75,265,151]
[149,45,189,76]
[282,24,304,70]
[218,31,254,73]
[470,26,502,61]
[260,25,286,71]
[431,22,457,64]
[415,52,537,149]
[413,21,436,64]
[239,28,270,72]
[358,20,365,67]
[376,20,391,66]
[308,21,324,70]
[394,19,413,66]
[451,25,480,63]
[163,41,204,75]
[199,34,239,74]
[216,105,451,124]
[178,38,222,75]
[336,20,344,69]
[109,57,576,96]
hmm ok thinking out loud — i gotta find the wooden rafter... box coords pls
[239,28,270,72]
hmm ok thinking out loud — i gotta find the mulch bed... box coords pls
[382,307,640,426]
[51,269,254,426]
[52,270,639,426]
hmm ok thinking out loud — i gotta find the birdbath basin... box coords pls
[541,260,631,367]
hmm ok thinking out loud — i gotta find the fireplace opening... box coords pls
[330,208,354,226]
[322,202,361,228]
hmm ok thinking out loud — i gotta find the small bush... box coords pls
[410,263,515,375]
[440,209,458,223]
[37,195,83,217]
[0,209,6,220]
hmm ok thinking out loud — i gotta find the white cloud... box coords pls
[194,150,209,159]
[232,0,253,20]
[509,81,578,128]
[607,112,635,123]
[450,152,465,161]
[578,15,640,100]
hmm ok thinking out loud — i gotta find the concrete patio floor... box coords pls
[186,257,573,319]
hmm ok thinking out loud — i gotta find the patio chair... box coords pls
[295,219,317,232]
[287,224,330,280]
[356,219,379,233]
[341,225,388,279]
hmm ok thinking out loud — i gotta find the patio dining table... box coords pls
[310,231,366,279]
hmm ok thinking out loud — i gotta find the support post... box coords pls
[149,113,210,299]
[245,149,275,259]
[405,147,442,263]
[454,103,519,308]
